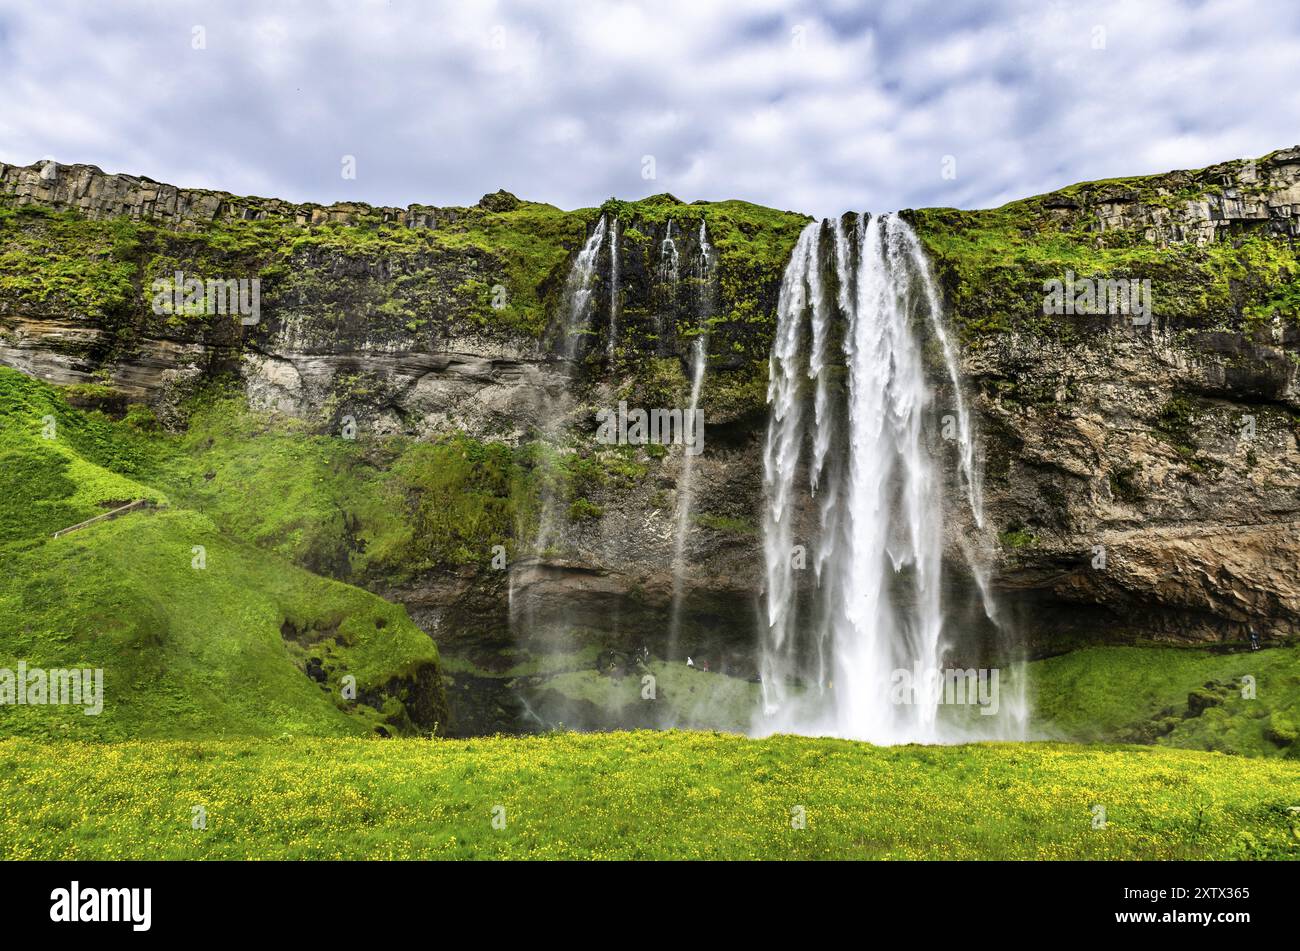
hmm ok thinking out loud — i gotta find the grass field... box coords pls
[2,732,1297,860]
[1031,646,1300,755]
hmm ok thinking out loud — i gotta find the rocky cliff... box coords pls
[914,146,1300,646]
[2,148,1297,733]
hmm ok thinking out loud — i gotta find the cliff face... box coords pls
[964,326,1299,644]
[912,147,1300,646]
[0,161,801,432]
[2,150,1298,734]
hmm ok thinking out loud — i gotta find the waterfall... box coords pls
[550,215,608,362]
[755,212,1024,744]
[534,214,608,554]
[655,220,681,352]
[659,219,681,277]
[758,225,819,717]
[607,218,620,357]
[666,221,716,657]
[510,213,631,732]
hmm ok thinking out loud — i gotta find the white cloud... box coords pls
[0,0,1295,219]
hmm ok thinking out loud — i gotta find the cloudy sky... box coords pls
[1,0,1297,219]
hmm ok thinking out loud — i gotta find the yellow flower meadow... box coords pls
[0,732,1296,860]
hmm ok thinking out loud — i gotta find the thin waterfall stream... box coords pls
[667,220,715,657]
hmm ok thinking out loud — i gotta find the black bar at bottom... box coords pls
[0,859,1286,936]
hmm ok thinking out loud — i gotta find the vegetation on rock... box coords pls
[0,368,446,738]
[909,148,1300,341]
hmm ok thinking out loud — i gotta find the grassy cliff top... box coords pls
[3,148,1295,349]
[0,161,809,344]
[909,145,1300,340]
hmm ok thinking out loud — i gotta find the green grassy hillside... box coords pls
[151,387,562,583]
[0,368,446,739]
[0,366,654,588]
[1,733,1296,860]
[1029,645,1300,757]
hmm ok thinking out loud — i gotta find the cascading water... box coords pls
[656,220,681,351]
[551,215,608,363]
[755,212,1025,744]
[660,219,681,277]
[606,217,621,358]
[510,213,625,732]
[666,220,716,656]
[534,214,608,553]
[695,219,713,285]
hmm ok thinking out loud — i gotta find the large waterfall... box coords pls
[755,212,1023,744]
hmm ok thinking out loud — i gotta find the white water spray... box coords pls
[660,219,681,277]
[667,221,716,655]
[535,215,608,553]
[607,218,621,357]
[657,220,681,350]
[553,215,608,362]
[755,213,1025,744]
